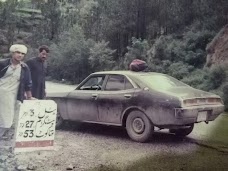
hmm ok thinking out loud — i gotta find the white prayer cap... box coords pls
[9,44,27,54]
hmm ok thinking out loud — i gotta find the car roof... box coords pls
[93,70,166,77]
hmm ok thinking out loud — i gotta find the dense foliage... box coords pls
[0,0,227,109]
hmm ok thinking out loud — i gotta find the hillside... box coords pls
[205,24,228,67]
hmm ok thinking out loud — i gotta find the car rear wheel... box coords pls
[170,124,194,137]
[126,111,154,142]
[56,111,64,129]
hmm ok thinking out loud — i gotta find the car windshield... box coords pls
[141,74,188,90]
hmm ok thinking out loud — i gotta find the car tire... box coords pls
[56,111,64,129]
[126,110,154,143]
[170,124,194,137]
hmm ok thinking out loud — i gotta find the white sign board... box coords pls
[14,100,57,153]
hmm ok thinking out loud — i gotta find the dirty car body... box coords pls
[47,71,224,142]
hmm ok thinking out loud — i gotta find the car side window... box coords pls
[79,76,104,90]
[125,78,134,89]
[105,75,134,91]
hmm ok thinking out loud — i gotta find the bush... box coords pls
[168,62,194,80]
[148,29,215,71]
[48,25,91,84]
[181,65,227,92]
[89,40,116,72]
[124,37,150,69]
[209,65,227,90]
[181,68,211,90]
[47,25,117,83]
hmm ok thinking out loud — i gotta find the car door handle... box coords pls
[92,94,98,98]
[124,94,132,98]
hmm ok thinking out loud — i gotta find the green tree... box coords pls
[89,40,116,72]
[124,37,149,69]
[48,24,91,83]
[0,0,19,46]
[40,0,62,40]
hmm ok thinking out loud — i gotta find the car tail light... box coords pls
[197,98,207,104]
[207,98,223,104]
[183,99,198,107]
[183,97,223,107]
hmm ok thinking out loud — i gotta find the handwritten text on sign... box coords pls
[14,100,57,152]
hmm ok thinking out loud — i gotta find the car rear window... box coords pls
[105,75,134,91]
[141,75,188,90]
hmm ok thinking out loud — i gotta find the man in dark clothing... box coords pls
[26,45,49,99]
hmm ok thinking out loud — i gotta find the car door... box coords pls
[96,74,135,124]
[66,75,106,122]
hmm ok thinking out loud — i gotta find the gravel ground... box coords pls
[1,123,200,171]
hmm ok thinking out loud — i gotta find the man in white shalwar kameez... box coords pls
[0,44,33,139]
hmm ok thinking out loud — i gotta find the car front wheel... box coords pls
[126,111,154,143]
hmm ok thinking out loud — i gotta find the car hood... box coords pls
[158,86,219,99]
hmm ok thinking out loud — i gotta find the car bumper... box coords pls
[173,104,224,125]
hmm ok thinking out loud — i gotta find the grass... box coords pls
[190,113,228,148]
[89,148,228,171]
[204,113,228,147]
[88,113,228,171]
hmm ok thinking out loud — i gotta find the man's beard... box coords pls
[12,57,21,64]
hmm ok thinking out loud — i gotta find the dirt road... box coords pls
[1,123,200,171]
[0,82,227,171]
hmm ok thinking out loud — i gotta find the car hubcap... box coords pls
[132,118,145,134]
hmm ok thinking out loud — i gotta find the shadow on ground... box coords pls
[60,121,190,145]
[82,114,228,171]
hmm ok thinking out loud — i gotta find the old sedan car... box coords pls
[47,71,224,142]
